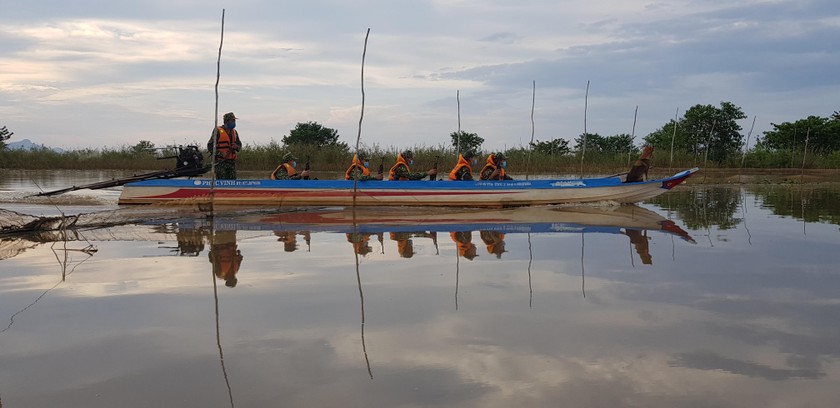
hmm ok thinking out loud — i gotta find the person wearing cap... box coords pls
[271,152,310,180]
[479,152,514,181]
[448,150,478,181]
[345,151,383,181]
[388,150,437,181]
[207,112,242,180]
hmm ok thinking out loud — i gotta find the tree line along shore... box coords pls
[2,103,838,176]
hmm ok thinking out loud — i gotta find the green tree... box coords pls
[530,138,571,155]
[131,140,155,156]
[0,125,13,150]
[757,115,840,153]
[282,121,348,150]
[574,133,637,154]
[645,101,746,162]
[450,130,484,153]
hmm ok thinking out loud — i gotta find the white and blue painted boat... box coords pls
[118,168,699,207]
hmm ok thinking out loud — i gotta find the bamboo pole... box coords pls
[669,108,679,170]
[702,120,716,184]
[456,90,461,154]
[628,105,638,166]
[801,127,810,177]
[352,28,371,202]
[739,116,756,182]
[525,80,536,180]
[210,9,225,210]
[579,80,589,177]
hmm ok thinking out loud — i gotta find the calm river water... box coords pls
[1,170,839,407]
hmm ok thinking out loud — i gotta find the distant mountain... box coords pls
[6,139,65,153]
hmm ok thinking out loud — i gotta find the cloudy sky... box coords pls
[1,0,838,151]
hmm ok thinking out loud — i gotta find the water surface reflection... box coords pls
[2,190,840,407]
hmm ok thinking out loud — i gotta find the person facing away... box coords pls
[345,151,383,181]
[388,150,438,180]
[207,112,242,180]
[448,150,478,181]
[479,152,514,181]
[271,152,310,180]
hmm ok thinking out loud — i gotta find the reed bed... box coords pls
[3,144,839,175]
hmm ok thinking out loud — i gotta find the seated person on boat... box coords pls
[345,150,383,181]
[479,152,514,181]
[271,153,310,180]
[389,150,437,180]
[449,150,478,181]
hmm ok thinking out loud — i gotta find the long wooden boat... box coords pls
[118,168,699,207]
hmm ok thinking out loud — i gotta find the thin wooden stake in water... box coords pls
[352,28,371,203]
[579,80,589,178]
[628,105,638,165]
[456,90,462,154]
[526,80,536,180]
[739,116,756,182]
[702,120,716,184]
[211,9,225,211]
[669,108,679,170]
[801,127,811,177]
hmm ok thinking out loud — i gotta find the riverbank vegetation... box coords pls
[2,103,838,174]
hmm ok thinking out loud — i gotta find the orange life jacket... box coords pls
[448,154,473,181]
[214,127,239,161]
[479,154,506,180]
[450,231,477,259]
[345,154,371,180]
[388,154,411,180]
[270,162,297,180]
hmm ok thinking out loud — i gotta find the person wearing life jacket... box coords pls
[450,231,478,260]
[479,152,514,181]
[347,233,374,256]
[271,152,310,180]
[345,151,382,181]
[388,150,437,181]
[207,112,242,180]
[448,150,477,181]
[479,230,506,258]
[208,230,242,288]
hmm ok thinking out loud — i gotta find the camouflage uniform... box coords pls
[347,167,380,181]
[272,165,302,180]
[391,163,428,180]
[214,160,237,180]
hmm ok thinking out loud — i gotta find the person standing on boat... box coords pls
[271,153,310,180]
[389,150,437,181]
[208,112,242,180]
[448,150,478,181]
[479,152,514,181]
[345,151,383,181]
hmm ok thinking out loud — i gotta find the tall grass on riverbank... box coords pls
[3,144,839,175]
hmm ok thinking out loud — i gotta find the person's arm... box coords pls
[455,167,473,181]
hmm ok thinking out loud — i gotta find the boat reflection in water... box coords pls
[190,204,694,282]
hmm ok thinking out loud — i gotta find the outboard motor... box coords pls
[175,145,204,170]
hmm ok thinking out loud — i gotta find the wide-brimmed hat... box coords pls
[282,152,298,162]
